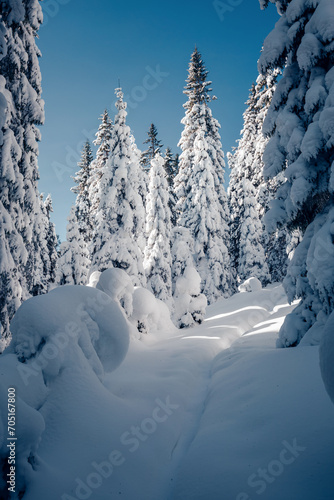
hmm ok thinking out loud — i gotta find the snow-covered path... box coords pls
[2,284,334,500]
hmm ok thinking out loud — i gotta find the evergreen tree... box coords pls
[175,47,232,303]
[259,0,334,347]
[164,147,177,226]
[163,147,175,187]
[141,123,163,170]
[144,154,173,308]
[228,80,271,286]
[90,88,146,286]
[56,207,90,286]
[72,140,94,244]
[43,194,58,288]
[173,153,180,178]
[89,109,113,215]
[0,0,47,339]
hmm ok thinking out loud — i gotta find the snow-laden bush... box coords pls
[91,268,175,336]
[238,277,263,293]
[131,287,175,334]
[174,266,207,328]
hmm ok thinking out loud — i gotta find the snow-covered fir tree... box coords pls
[175,48,232,303]
[144,154,173,308]
[0,0,48,339]
[163,147,177,226]
[259,0,334,347]
[89,109,113,215]
[72,140,94,244]
[228,80,271,285]
[90,88,146,286]
[141,123,163,170]
[171,226,207,327]
[56,207,90,286]
[237,178,270,283]
[43,194,58,287]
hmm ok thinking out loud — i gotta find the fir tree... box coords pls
[175,47,232,303]
[72,140,94,244]
[89,109,113,215]
[164,147,177,226]
[56,207,90,286]
[228,79,271,286]
[90,88,146,286]
[144,154,173,308]
[259,0,334,347]
[0,0,47,339]
[163,147,174,187]
[141,123,163,170]
[43,194,58,288]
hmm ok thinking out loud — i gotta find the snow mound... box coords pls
[6,285,130,379]
[238,276,262,293]
[319,310,334,406]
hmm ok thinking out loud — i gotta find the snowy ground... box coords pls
[1,284,334,500]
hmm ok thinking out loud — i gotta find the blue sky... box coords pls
[37,0,279,240]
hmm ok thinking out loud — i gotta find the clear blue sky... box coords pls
[37,0,279,241]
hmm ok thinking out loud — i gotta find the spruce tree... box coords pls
[228,80,271,286]
[43,194,58,288]
[141,123,163,170]
[259,0,334,347]
[175,47,232,303]
[72,140,94,244]
[164,147,177,226]
[0,0,47,339]
[89,109,113,215]
[56,207,90,286]
[144,154,173,308]
[90,88,146,286]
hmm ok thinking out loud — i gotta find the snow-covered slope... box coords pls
[0,283,333,500]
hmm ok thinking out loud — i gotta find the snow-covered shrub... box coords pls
[173,266,207,328]
[238,277,263,293]
[130,287,175,335]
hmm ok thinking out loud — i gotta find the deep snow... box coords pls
[0,283,333,500]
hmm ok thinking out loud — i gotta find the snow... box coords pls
[238,276,263,292]
[1,281,333,499]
